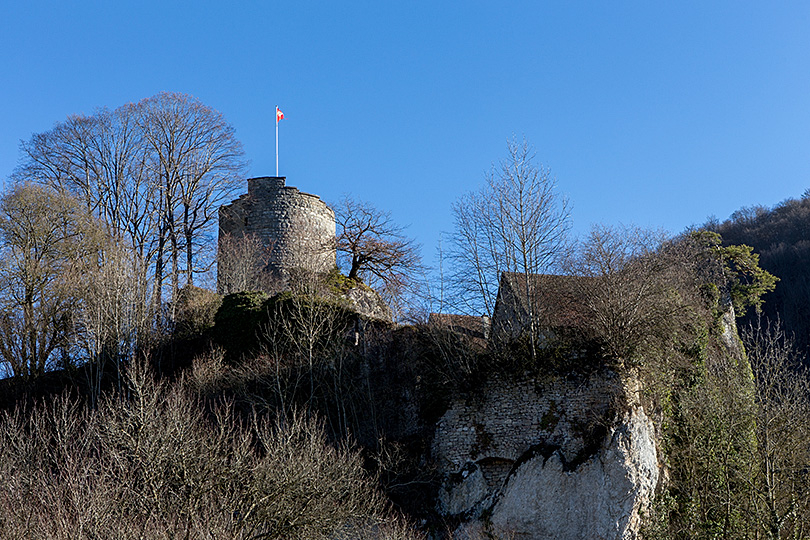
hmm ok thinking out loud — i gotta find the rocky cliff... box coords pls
[425,301,746,539]
[431,370,659,539]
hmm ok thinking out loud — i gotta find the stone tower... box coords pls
[218,176,336,293]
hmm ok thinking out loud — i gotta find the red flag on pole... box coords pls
[276,107,283,176]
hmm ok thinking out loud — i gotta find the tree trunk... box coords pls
[184,202,194,287]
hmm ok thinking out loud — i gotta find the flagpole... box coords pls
[275,106,279,177]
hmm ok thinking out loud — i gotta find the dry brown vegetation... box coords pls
[0,359,424,540]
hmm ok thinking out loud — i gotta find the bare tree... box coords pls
[74,240,151,402]
[742,319,810,539]
[449,138,571,318]
[217,233,275,294]
[18,105,156,267]
[0,184,105,377]
[449,138,571,359]
[136,92,246,314]
[264,271,354,420]
[334,196,422,308]
[569,224,685,362]
[16,92,246,330]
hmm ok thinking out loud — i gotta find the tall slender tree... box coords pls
[16,92,246,328]
[448,138,571,356]
[742,319,810,538]
[0,184,104,377]
[136,92,245,314]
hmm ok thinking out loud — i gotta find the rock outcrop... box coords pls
[343,286,392,322]
[432,371,658,540]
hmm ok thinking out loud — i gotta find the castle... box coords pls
[217,176,336,293]
[215,179,668,539]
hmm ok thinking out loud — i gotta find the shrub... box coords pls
[174,285,223,338]
[0,360,418,539]
[213,290,270,362]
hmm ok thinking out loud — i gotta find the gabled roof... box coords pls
[427,312,490,349]
[428,313,489,338]
[494,272,591,330]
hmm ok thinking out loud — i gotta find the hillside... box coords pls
[2,228,803,539]
[709,192,810,358]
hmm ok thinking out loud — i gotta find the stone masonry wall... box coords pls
[433,373,624,475]
[218,177,336,290]
[432,371,659,540]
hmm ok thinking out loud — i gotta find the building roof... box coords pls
[494,272,592,331]
[427,312,491,349]
[428,313,489,337]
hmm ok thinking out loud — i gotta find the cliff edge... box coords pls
[432,371,657,540]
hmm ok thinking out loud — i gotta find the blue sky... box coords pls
[2,1,809,267]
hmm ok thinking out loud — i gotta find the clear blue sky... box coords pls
[2,1,809,267]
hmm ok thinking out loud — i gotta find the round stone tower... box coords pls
[218,176,335,292]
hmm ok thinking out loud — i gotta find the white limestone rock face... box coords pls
[489,406,658,540]
[437,463,489,516]
[343,286,392,322]
[432,373,660,540]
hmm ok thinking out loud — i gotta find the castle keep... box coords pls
[218,176,335,292]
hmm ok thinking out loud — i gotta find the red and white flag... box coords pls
[275,107,283,176]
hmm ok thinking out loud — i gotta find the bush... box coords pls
[0,360,418,539]
[213,290,270,362]
[174,285,223,338]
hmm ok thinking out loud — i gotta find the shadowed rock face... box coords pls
[432,372,659,540]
